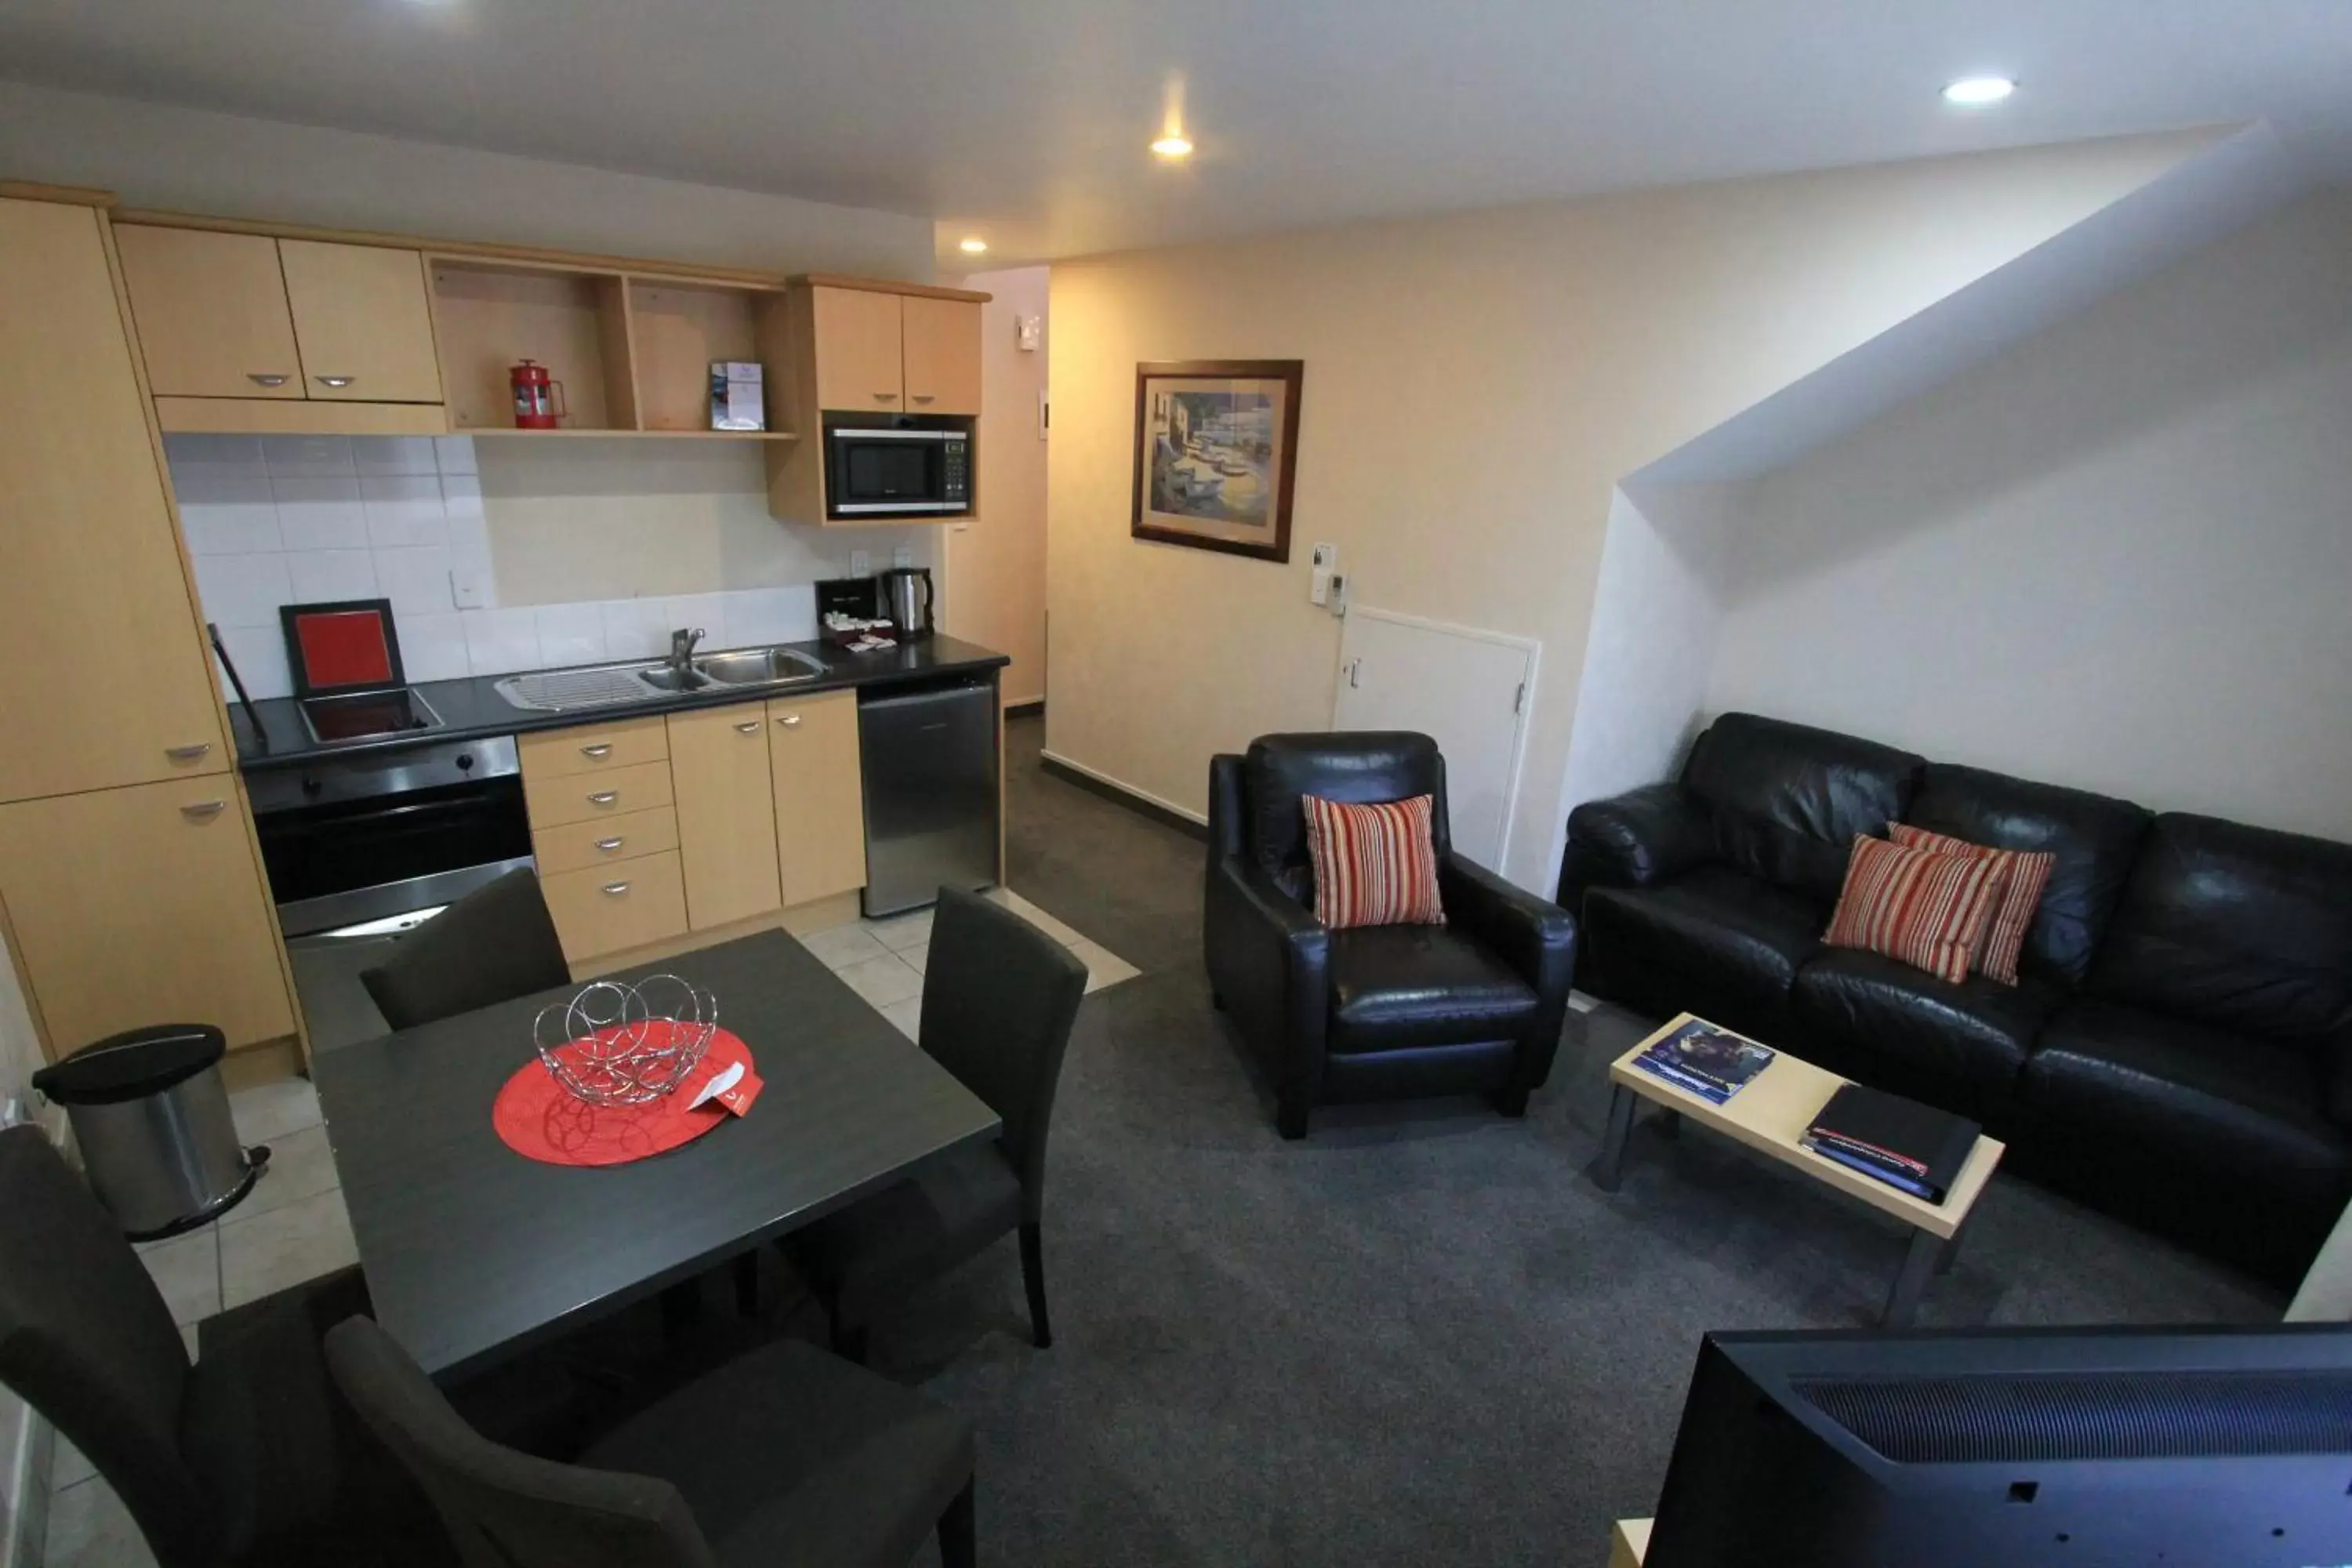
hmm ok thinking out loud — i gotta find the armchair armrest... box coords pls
[1204,853,1332,1123]
[1558,782,1715,904]
[1442,853,1577,1095]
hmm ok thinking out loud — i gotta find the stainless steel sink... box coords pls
[697,647,827,687]
[636,666,713,693]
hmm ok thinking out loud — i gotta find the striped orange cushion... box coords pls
[1822,835,2002,985]
[1301,793,1446,930]
[1889,823,2055,986]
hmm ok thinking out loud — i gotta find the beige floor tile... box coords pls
[864,908,934,952]
[798,924,891,971]
[901,942,928,975]
[985,887,1087,949]
[45,1476,156,1568]
[54,1433,96,1489]
[227,1076,322,1145]
[180,1323,199,1362]
[833,953,925,1011]
[219,1188,357,1310]
[220,1124,340,1225]
[1065,938,1142,995]
[137,1231,219,1327]
[880,996,924,1040]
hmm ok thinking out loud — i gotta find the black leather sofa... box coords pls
[1560,713,2352,1284]
[1207,733,1578,1138]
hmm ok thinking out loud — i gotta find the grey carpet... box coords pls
[879,713,2279,1565]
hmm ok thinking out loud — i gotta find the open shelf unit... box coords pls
[428,257,793,441]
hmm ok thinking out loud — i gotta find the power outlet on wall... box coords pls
[892,546,913,568]
[849,550,872,578]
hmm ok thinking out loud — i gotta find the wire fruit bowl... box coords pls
[532,975,718,1105]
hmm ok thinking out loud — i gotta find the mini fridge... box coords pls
[858,677,1000,917]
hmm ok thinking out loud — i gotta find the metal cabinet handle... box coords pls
[580,743,614,759]
[247,373,289,387]
[595,837,625,852]
[165,742,212,761]
[314,375,355,388]
[735,720,761,734]
[873,391,898,401]
[910,394,935,404]
[588,790,619,805]
[180,800,227,820]
[601,882,631,896]
[775,713,803,728]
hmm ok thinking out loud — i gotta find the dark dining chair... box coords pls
[789,886,1088,1363]
[360,867,572,1031]
[0,1127,445,1568]
[325,1315,975,1568]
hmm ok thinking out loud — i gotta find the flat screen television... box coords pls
[1649,1325,2352,1566]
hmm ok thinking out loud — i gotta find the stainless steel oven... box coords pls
[249,735,533,939]
[823,414,972,518]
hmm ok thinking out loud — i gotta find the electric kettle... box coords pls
[878,567,935,641]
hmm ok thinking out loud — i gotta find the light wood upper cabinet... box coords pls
[279,239,444,403]
[114,225,303,398]
[768,691,867,906]
[901,296,982,416]
[667,708,783,930]
[0,200,227,803]
[811,285,906,412]
[0,776,294,1056]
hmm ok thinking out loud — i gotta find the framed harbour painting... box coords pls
[1131,359,1303,563]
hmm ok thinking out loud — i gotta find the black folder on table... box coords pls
[1803,1083,1980,1204]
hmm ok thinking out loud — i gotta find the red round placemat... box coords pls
[492,1026,753,1167]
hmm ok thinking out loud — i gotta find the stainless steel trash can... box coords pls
[31,1024,266,1240]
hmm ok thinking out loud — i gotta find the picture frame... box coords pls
[1131,359,1304,563]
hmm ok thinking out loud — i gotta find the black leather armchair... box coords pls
[1206,732,1577,1138]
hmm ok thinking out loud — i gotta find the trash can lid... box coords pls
[31,1025,227,1105]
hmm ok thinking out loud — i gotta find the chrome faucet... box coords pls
[669,626,706,682]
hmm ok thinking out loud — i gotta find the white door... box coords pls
[1331,608,1538,869]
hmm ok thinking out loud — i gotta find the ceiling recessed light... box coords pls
[1151,135,1194,160]
[957,237,989,255]
[1943,76,2016,106]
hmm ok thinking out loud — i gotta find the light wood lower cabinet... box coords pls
[667,709,782,930]
[522,759,674,829]
[532,807,679,877]
[540,851,689,962]
[519,714,670,779]
[0,778,294,1057]
[769,691,867,906]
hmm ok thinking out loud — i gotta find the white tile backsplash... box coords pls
[286,549,379,603]
[168,431,862,700]
[534,603,607,666]
[463,608,542,677]
[360,475,448,548]
[191,553,293,630]
[271,476,369,551]
[373,545,456,615]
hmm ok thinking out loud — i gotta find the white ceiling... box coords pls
[2,0,2347,264]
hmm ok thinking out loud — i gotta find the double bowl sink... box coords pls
[495,645,831,713]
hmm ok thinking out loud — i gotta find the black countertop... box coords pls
[234,633,1008,772]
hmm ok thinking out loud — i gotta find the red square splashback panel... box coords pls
[293,610,394,691]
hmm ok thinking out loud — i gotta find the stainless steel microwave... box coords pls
[824,418,972,518]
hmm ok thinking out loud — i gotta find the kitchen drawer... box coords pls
[523,759,673,828]
[519,716,670,780]
[532,806,679,876]
[541,851,688,963]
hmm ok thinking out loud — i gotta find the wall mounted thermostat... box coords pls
[1308,543,1340,610]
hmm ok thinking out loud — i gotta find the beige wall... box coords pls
[942,267,1050,704]
[1046,129,2226,889]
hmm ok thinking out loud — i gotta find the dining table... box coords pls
[311,928,1000,1381]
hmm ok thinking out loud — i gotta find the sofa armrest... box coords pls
[1443,853,1577,1093]
[1559,783,1715,902]
[1203,853,1332,1112]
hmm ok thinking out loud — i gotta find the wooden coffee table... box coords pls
[1592,1012,2004,1327]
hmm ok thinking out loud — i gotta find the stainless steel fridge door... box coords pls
[858,681,1000,917]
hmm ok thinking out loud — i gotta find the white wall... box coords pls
[1704,190,2352,840]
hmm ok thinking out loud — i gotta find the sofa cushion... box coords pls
[1904,764,2150,989]
[1327,924,1537,1054]
[1301,793,1445,930]
[1581,864,1826,1042]
[1792,948,2059,1109]
[1888,823,2054,986]
[1244,733,1449,905]
[2089,814,2352,1046]
[1681,713,1925,904]
[2024,998,2351,1196]
[1821,833,2004,985]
